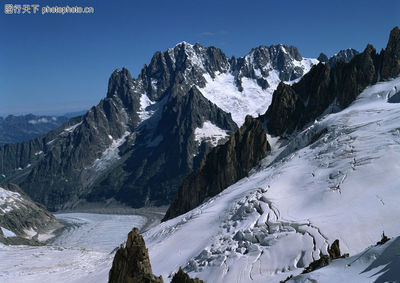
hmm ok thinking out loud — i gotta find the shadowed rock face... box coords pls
[381,26,400,79]
[109,228,163,283]
[262,27,400,137]
[171,267,204,283]
[163,116,270,221]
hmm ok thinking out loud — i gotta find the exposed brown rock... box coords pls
[109,228,163,283]
[303,239,348,274]
[170,267,204,283]
[328,239,342,259]
[163,116,270,221]
[302,254,331,274]
[377,232,390,245]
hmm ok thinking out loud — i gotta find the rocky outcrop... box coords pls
[163,116,270,221]
[317,53,329,63]
[318,49,359,67]
[376,232,390,245]
[0,183,62,245]
[233,44,308,90]
[262,27,400,137]
[328,48,359,67]
[170,268,204,283]
[109,227,163,283]
[303,239,348,273]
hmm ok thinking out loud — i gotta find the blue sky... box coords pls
[1,0,399,115]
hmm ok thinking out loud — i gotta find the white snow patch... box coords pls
[63,121,83,133]
[194,121,229,146]
[138,93,156,122]
[23,227,37,239]
[90,131,130,171]
[199,73,276,126]
[1,227,16,238]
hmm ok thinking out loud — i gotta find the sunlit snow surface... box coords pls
[199,73,277,126]
[0,213,145,283]
[199,58,318,127]
[145,77,400,282]
[194,121,229,146]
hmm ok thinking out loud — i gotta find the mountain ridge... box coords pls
[0,39,351,210]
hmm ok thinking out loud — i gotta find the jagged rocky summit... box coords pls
[109,227,163,283]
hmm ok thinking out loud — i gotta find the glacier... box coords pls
[144,76,400,282]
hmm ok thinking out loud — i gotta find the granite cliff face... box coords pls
[262,27,400,137]
[109,227,163,283]
[163,116,270,221]
[0,41,315,210]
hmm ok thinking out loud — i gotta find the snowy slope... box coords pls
[143,77,400,282]
[291,236,400,282]
[199,57,318,126]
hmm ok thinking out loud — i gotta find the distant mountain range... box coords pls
[0,111,87,145]
[0,114,68,144]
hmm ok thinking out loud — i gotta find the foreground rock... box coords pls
[0,183,62,245]
[171,267,204,283]
[303,239,348,273]
[109,227,163,283]
[163,116,270,221]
